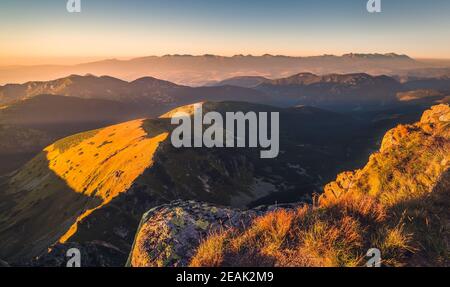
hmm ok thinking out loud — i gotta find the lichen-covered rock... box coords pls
[127,200,293,267]
[127,201,253,267]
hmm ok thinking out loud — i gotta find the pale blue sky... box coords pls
[1,0,449,64]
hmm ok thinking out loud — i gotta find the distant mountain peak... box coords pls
[269,72,394,85]
[342,53,412,60]
[130,76,180,88]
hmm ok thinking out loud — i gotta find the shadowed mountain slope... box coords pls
[255,73,403,110]
[0,101,387,266]
[129,104,449,267]
[208,76,269,88]
[0,94,139,128]
[0,94,147,175]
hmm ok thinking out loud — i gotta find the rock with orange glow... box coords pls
[321,104,449,207]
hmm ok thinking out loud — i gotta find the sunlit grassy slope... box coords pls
[190,105,449,267]
[46,120,168,202]
[0,119,168,261]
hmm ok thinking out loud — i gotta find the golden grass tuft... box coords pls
[189,231,229,267]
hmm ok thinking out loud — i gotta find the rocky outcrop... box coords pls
[127,200,295,267]
[128,201,256,267]
[322,104,449,206]
[420,104,450,124]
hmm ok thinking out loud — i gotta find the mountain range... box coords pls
[1,71,449,175]
[3,72,450,110]
[0,53,429,86]
[0,74,270,111]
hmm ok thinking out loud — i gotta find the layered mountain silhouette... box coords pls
[184,72,450,111]
[208,76,269,88]
[403,76,450,92]
[3,72,448,112]
[0,74,270,110]
[256,73,402,109]
[0,53,424,86]
[2,72,448,176]
[252,72,448,110]
[0,75,273,174]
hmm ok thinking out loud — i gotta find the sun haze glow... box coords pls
[1,0,450,66]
